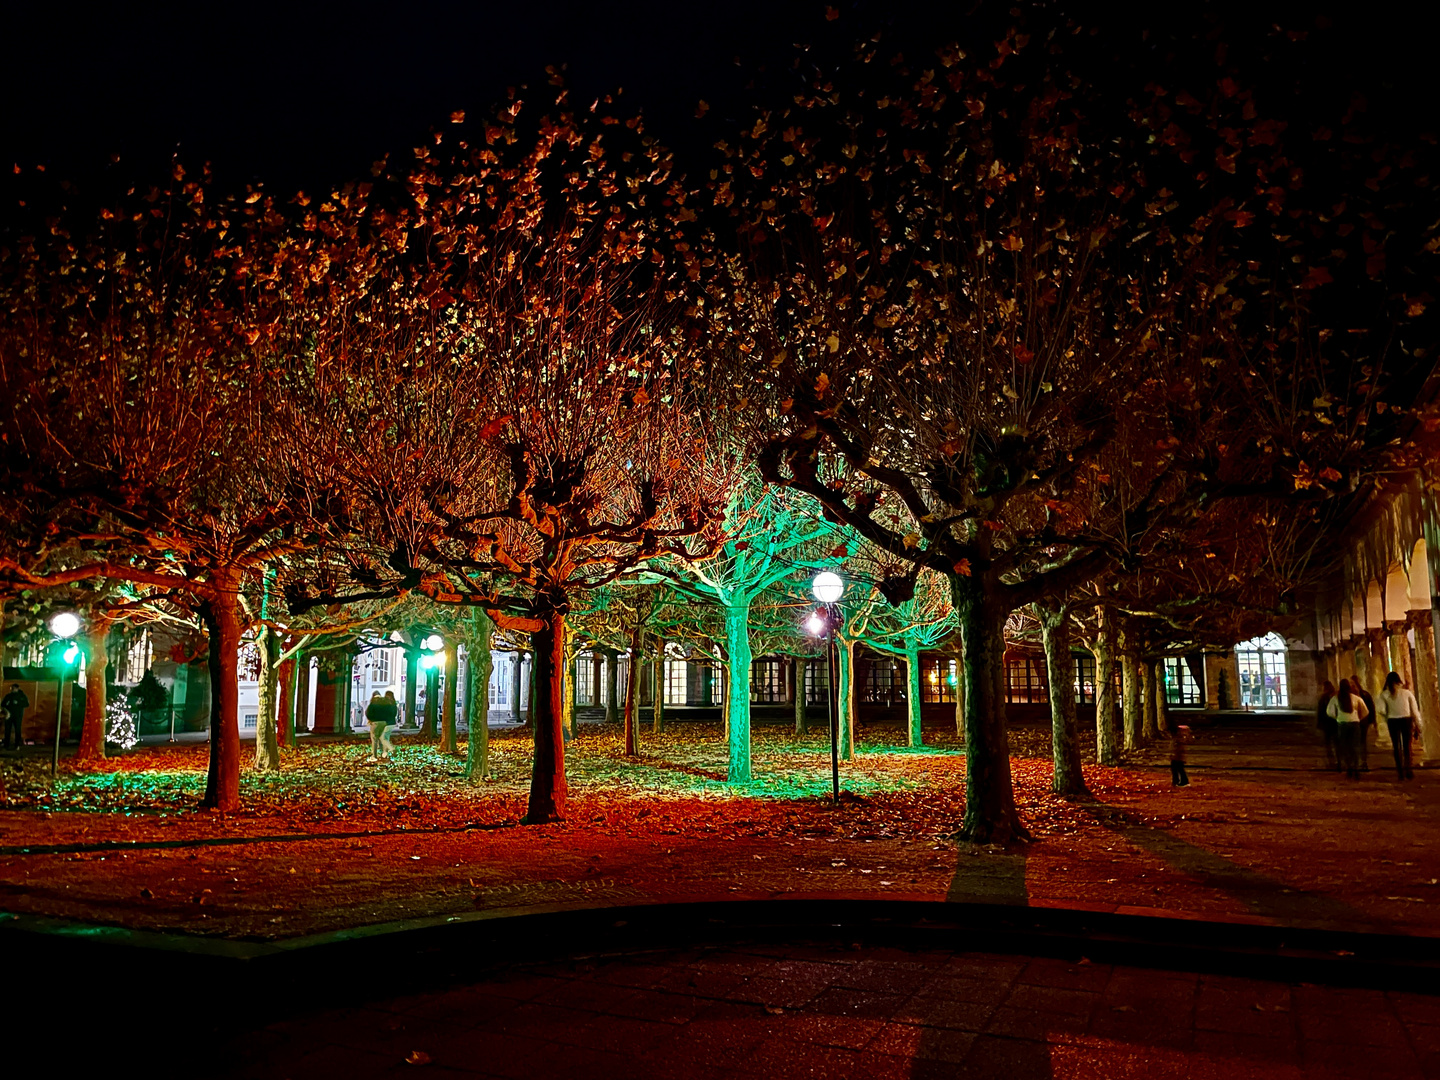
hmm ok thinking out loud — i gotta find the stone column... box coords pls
[1412,611,1440,764]
[1388,622,1416,690]
[1366,628,1391,750]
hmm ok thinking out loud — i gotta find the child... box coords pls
[1170,724,1190,787]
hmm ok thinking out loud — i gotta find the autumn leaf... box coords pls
[815,372,831,395]
[1299,266,1333,289]
[1319,466,1343,482]
[449,111,465,124]
[406,1050,432,1065]
[1000,234,1024,252]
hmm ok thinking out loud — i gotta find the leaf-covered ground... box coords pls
[1,716,1435,943]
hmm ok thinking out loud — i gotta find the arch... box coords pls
[1411,539,1433,610]
[1385,562,1411,623]
[1366,581,1385,629]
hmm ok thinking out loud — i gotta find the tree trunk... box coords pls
[904,639,924,748]
[794,657,808,735]
[1121,641,1141,751]
[422,661,439,738]
[1142,660,1160,738]
[277,654,296,749]
[624,627,642,757]
[439,640,459,753]
[465,612,494,782]
[837,635,856,761]
[603,648,619,724]
[296,653,312,734]
[652,639,666,735]
[254,626,281,771]
[404,647,418,729]
[524,605,569,823]
[1040,604,1086,797]
[201,572,244,812]
[724,604,753,782]
[1154,661,1170,735]
[953,650,966,737]
[75,615,113,764]
[1094,607,1119,766]
[952,570,1027,844]
[564,627,577,739]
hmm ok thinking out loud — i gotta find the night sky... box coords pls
[2,2,1438,195]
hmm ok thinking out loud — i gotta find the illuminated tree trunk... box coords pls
[952,570,1027,844]
[624,627,642,757]
[794,657,808,735]
[75,615,113,764]
[1121,636,1141,750]
[837,635,855,762]
[564,624,578,739]
[422,661,439,738]
[1154,662,1170,735]
[201,572,244,812]
[1040,604,1086,797]
[440,640,459,754]
[404,647,419,730]
[903,638,924,748]
[276,654,295,749]
[524,604,569,824]
[1094,608,1119,766]
[1142,660,1160,738]
[725,604,753,782]
[603,647,619,724]
[296,653,312,734]
[652,638,666,735]
[254,626,281,772]
[465,612,494,782]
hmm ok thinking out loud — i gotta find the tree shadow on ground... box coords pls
[1077,797,1365,926]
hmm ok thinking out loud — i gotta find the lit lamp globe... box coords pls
[423,634,443,651]
[811,572,844,604]
[805,611,827,637]
[51,612,80,639]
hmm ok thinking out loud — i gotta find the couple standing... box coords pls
[365,690,400,762]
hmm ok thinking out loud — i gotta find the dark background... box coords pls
[2,1,1437,196]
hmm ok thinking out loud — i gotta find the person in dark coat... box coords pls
[1,684,28,750]
[1353,677,1377,772]
[1317,680,1338,770]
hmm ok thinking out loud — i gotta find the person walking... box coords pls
[1,684,28,750]
[1353,677,1377,772]
[1378,671,1423,780]
[1328,679,1369,779]
[365,692,386,763]
[377,690,399,761]
[1170,724,1191,787]
[1317,680,1339,770]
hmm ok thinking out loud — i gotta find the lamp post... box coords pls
[50,612,81,775]
[809,572,845,804]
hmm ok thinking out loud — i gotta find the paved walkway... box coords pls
[220,940,1440,1079]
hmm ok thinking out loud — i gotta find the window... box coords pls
[922,657,958,703]
[238,644,261,683]
[751,659,784,703]
[1163,657,1201,706]
[490,655,512,707]
[663,658,687,705]
[864,658,900,704]
[1005,657,1048,704]
[1236,633,1288,707]
[805,659,830,705]
[1073,655,1096,705]
[242,712,257,730]
[371,649,392,684]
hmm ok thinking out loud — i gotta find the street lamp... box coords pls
[50,613,80,775]
[808,573,846,804]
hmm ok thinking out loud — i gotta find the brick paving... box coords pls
[217,942,1440,1079]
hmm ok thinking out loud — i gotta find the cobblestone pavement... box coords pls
[219,941,1440,1079]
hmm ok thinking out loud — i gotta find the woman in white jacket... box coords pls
[1378,671,1423,780]
[1328,680,1369,779]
